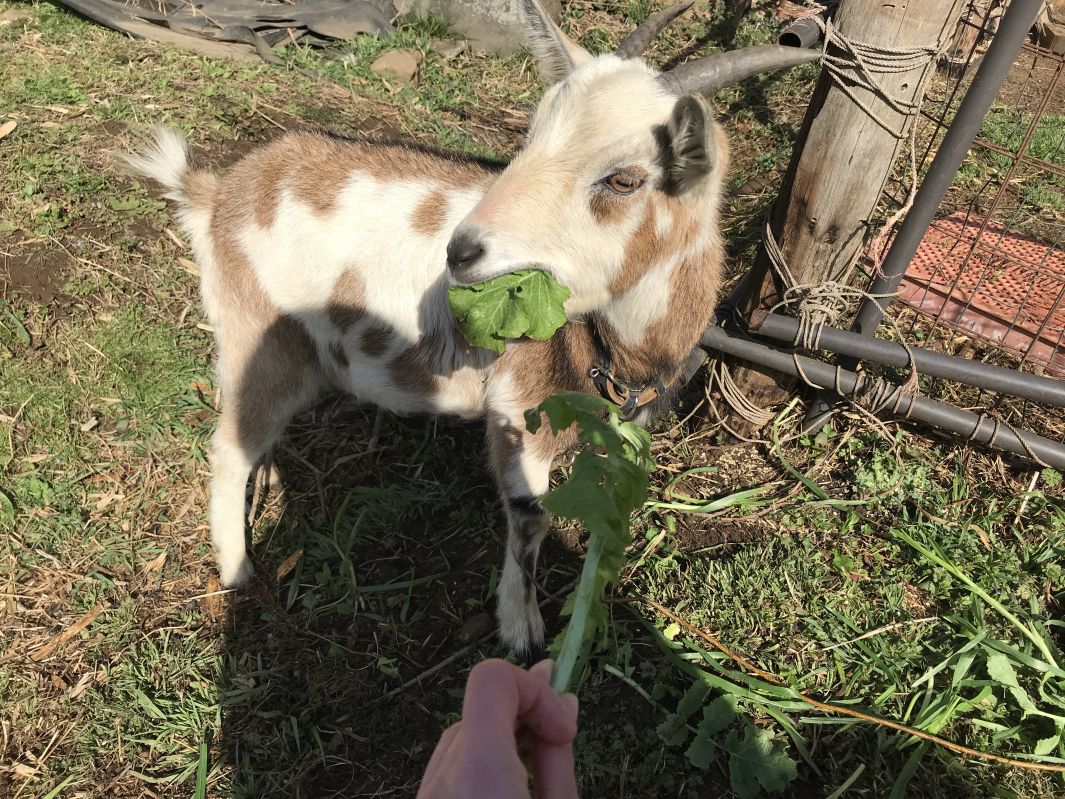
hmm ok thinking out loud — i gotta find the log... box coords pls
[1035,0,1065,52]
[717,0,968,429]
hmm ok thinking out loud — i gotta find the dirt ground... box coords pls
[2,3,1064,799]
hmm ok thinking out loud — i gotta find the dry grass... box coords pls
[1,2,1062,798]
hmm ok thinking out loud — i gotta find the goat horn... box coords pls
[614,1,694,59]
[657,45,822,95]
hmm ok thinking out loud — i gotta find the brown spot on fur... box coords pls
[608,195,700,297]
[388,337,438,395]
[589,191,628,225]
[498,326,594,463]
[184,171,217,210]
[488,419,536,491]
[244,131,501,219]
[254,159,287,228]
[213,131,499,223]
[597,245,723,386]
[358,140,500,188]
[639,246,721,372]
[330,341,350,368]
[327,270,365,331]
[360,322,393,357]
[411,189,448,237]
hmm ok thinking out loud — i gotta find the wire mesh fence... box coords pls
[865,1,1065,446]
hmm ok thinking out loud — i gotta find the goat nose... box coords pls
[446,231,485,272]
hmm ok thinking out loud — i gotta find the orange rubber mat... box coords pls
[896,212,1065,377]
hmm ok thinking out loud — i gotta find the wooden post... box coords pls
[717,0,968,427]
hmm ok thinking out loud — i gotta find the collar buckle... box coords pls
[589,365,669,418]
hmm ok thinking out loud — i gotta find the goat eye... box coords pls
[606,171,642,194]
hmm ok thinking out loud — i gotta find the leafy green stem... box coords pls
[551,531,607,694]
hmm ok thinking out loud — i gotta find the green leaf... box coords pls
[659,682,709,748]
[658,713,691,747]
[540,391,654,693]
[686,694,739,768]
[831,551,856,574]
[986,651,1037,712]
[194,732,209,799]
[686,727,716,769]
[448,269,570,353]
[0,487,14,526]
[133,688,166,719]
[725,724,798,798]
[888,742,929,799]
[109,196,144,211]
[1041,467,1061,489]
[701,694,739,736]
[1034,730,1062,756]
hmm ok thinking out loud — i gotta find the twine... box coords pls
[967,413,1051,468]
[815,13,950,139]
[708,3,958,431]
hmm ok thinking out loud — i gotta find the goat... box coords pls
[124,0,819,661]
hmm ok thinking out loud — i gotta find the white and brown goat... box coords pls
[125,0,818,659]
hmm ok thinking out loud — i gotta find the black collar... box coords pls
[587,319,673,418]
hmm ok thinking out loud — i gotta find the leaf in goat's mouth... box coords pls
[448,269,571,354]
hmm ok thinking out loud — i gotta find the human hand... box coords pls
[417,658,579,799]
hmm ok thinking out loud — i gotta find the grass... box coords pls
[1,1,1063,797]
[953,104,1065,232]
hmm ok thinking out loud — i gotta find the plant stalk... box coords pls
[551,530,608,693]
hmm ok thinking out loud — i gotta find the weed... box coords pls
[3,2,1062,797]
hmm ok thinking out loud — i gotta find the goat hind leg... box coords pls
[209,418,258,587]
[208,319,323,587]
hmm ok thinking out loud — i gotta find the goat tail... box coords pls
[121,126,216,210]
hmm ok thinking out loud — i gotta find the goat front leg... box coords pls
[488,415,555,664]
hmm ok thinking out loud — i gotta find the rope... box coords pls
[968,413,1051,468]
[709,3,958,436]
[762,216,923,395]
[815,14,950,139]
[707,357,777,430]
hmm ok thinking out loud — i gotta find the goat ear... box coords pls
[521,0,591,83]
[666,95,716,194]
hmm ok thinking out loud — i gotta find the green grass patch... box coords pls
[2,1,1062,796]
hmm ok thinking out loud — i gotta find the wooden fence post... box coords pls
[717,0,969,427]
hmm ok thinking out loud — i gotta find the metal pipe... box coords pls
[851,0,1046,336]
[804,0,1048,430]
[750,310,1065,407]
[701,325,1065,469]
[778,13,826,49]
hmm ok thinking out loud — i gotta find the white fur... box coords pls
[121,126,192,202]
[126,1,729,658]
[602,258,678,345]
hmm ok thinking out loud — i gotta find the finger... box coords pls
[531,740,579,799]
[419,722,463,788]
[462,659,578,746]
[529,658,553,684]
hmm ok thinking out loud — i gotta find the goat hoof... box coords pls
[515,643,547,668]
